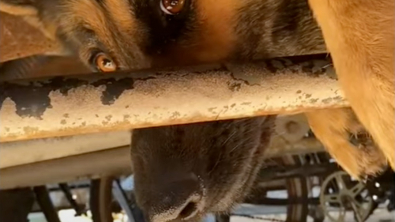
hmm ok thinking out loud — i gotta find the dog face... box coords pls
[1,0,325,72]
[0,0,323,220]
[131,116,275,222]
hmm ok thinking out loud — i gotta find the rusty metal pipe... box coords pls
[0,54,348,142]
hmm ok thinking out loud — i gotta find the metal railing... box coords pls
[0,54,347,143]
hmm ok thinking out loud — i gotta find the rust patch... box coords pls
[309,98,319,103]
[22,126,40,135]
[208,107,217,112]
[333,96,343,102]
[228,82,242,91]
[322,98,333,104]
[171,112,181,119]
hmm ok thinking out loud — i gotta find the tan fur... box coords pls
[61,0,111,50]
[186,0,240,62]
[308,0,395,177]
[156,0,242,65]
[305,109,387,179]
[59,0,148,68]
[0,1,36,16]
[103,0,136,33]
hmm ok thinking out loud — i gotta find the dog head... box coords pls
[1,0,324,72]
[130,116,275,222]
[0,0,322,220]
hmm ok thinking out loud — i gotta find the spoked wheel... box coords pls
[90,176,145,222]
[320,171,374,222]
[303,152,333,222]
[243,155,309,222]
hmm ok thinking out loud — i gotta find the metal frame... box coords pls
[0,54,347,143]
[0,147,131,190]
[0,12,62,62]
[0,13,351,191]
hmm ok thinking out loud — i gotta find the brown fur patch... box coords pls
[182,0,241,62]
[308,0,395,174]
[0,1,37,16]
[60,0,110,50]
[305,109,387,179]
[59,0,148,69]
[103,0,136,34]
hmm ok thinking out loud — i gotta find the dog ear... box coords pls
[0,0,39,16]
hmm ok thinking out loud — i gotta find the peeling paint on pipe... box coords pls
[0,54,348,142]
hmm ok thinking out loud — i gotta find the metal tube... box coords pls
[0,54,347,142]
[0,131,324,170]
[0,131,131,169]
[0,136,324,189]
[0,13,62,62]
[0,147,131,190]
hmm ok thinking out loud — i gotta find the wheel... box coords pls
[90,176,145,222]
[320,171,374,222]
[243,155,309,222]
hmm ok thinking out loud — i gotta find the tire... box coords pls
[90,176,145,222]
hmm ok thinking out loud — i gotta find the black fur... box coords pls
[131,116,275,221]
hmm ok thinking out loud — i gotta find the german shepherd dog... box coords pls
[1,0,393,220]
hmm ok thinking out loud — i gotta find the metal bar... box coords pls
[257,162,340,182]
[0,55,88,81]
[112,179,137,222]
[0,13,62,62]
[0,139,325,189]
[33,186,62,222]
[0,130,323,170]
[243,197,320,206]
[0,131,131,169]
[0,147,131,190]
[58,183,87,216]
[0,54,347,142]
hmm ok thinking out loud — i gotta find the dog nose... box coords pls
[146,173,202,222]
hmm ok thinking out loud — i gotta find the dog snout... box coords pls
[146,172,203,222]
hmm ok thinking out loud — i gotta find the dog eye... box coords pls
[93,52,117,72]
[160,0,185,15]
